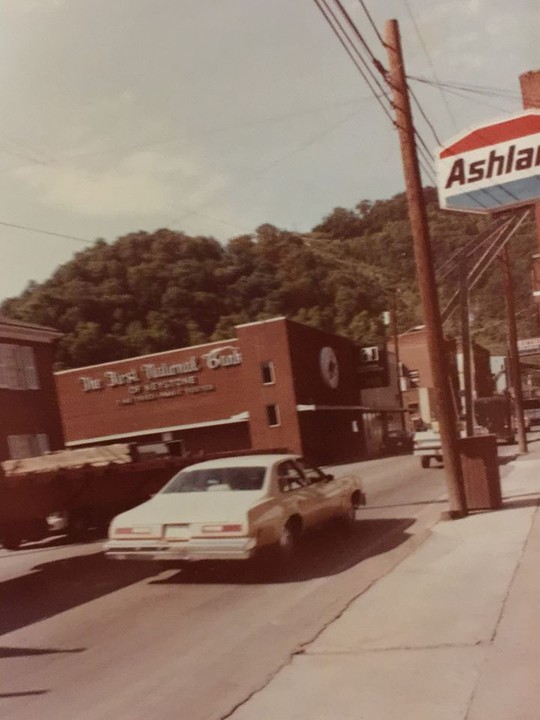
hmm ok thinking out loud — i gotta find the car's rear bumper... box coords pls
[104,537,258,562]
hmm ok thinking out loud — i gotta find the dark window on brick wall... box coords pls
[266,404,280,427]
[261,360,275,385]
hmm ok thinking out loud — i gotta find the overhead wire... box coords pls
[316,3,528,257]
[423,85,518,115]
[312,0,396,128]
[313,1,532,330]
[436,215,514,282]
[408,75,521,100]
[0,220,94,245]
[355,0,385,47]
[440,210,532,322]
[403,0,458,132]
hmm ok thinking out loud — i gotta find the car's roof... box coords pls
[182,454,297,471]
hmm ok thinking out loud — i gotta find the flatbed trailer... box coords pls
[0,445,184,549]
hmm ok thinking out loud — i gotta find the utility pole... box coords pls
[459,260,475,437]
[500,243,528,453]
[385,18,467,518]
[390,289,406,430]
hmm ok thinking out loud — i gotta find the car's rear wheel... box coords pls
[421,456,430,469]
[273,517,302,562]
[336,496,359,532]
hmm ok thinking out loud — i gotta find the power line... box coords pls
[403,0,458,131]
[313,1,439,187]
[65,94,382,161]
[170,106,364,228]
[332,0,388,79]
[427,85,518,115]
[408,75,521,100]
[355,0,385,47]
[312,0,395,127]
[409,88,442,146]
[0,220,94,245]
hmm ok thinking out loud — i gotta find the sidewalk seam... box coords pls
[305,641,489,655]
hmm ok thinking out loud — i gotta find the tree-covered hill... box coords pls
[2,189,537,369]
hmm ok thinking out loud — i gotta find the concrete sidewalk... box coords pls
[230,447,540,720]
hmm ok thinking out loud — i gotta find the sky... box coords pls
[0,0,539,302]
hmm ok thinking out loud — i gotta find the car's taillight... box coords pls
[201,524,242,533]
[114,527,151,535]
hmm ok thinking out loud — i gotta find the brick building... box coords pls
[0,315,64,461]
[55,317,397,465]
[394,325,494,424]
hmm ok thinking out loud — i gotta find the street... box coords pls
[1,453,448,720]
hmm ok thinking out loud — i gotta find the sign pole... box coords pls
[385,18,467,518]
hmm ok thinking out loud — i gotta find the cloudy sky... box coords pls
[0,0,538,301]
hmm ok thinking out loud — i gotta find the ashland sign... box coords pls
[436,110,540,213]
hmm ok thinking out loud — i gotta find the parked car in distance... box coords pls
[104,453,366,565]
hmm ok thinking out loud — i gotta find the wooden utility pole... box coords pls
[500,243,528,453]
[459,260,475,437]
[385,18,467,517]
[390,289,406,430]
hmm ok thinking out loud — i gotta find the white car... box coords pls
[104,453,366,564]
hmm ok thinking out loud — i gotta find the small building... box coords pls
[0,315,64,461]
[55,317,399,465]
[394,325,494,425]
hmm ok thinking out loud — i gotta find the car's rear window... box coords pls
[161,466,266,493]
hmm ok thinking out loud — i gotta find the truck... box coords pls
[473,395,515,444]
[522,397,540,429]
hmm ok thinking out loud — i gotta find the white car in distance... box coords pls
[105,453,366,565]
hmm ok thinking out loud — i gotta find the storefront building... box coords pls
[55,317,389,465]
[0,315,64,461]
[395,325,494,425]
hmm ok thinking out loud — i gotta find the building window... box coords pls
[7,433,50,460]
[0,344,40,390]
[261,360,275,385]
[266,404,280,427]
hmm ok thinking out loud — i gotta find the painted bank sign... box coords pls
[436,110,540,213]
[77,345,242,406]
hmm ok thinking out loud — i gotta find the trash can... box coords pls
[458,434,502,511]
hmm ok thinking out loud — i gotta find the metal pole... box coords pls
[385,18,467,517]
[499,243,528,453]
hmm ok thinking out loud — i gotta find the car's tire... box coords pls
[273,517,302,563]
[338,503,357,531]
[421,456,430,469]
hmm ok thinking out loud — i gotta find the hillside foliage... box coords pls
[2,188,537,369]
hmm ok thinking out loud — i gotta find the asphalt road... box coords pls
[0,453,448,720]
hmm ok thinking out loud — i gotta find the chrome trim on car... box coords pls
[104,537,257,561]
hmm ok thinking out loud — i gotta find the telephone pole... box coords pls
[385,18,467,518]
[500,243,528,453]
